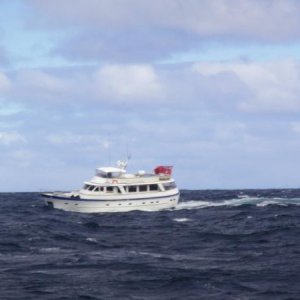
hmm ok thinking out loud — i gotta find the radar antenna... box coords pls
[116,141,132,170]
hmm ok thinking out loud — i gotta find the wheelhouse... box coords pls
[82,182,177,194]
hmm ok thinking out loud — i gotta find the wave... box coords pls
[173,218,191,223]
[176,196,300,210]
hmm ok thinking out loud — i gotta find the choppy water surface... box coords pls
[0,189,299,299]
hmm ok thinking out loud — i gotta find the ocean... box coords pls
[0,189,299,299]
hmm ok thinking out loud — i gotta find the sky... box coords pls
[1,0,300,191]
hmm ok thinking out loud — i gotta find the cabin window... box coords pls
[139,185,147,192]
[83,184,89,190]
[88,185,96,191]
[128,186,137,193]
[97,170,122,178]
[97,172,107,178]
[163,182,177,190]
[106,186,114,193]
[149,184,159,191]
[105,186,121,193]
[94,187,104,192]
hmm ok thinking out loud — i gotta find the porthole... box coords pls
[106,204,110,206]
[129,203,132,205]
[75,203,78,206]
[142,202,145,204]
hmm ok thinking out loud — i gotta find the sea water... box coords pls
[0,190,299,299]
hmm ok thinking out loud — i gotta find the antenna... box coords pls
[125,140,131,159]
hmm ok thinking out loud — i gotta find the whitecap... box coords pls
[176,198,257,210]
[237,194,251,199]
[86,237,97,243]
[176,197,261,210]
[173,218,191,223]
[175,200,216,210]
[256,200,288,207]
[176,196,300,211]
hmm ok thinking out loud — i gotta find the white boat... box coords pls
[41,161,179,213]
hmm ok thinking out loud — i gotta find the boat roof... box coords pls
[96,167,126,174]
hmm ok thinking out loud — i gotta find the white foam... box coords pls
[176,196,300,211]
[175,200,217,210]
[173,218,191,223]
[86,237,97,243]
[175,197,259,210]
[256,200,288,207]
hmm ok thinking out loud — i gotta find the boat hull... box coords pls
[42,192,179,213]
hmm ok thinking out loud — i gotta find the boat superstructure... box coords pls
[41,161,179,213]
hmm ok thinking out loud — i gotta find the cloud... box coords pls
[47,132,103,145]
[193,59,300,113]
[53,29,196,63]
[5,64,165,106]
[15,69,68,93]
[27,0,300,40]
[0,45,9,67]
[0,100,26,116]
[3,1,300,191]
[92,64,163,102]
[10,149,35,167]
[26,0,300,62]
[9,69,77,104]
[0,72,11,92]
[2,54,299,129]
[0,131,26,146]
[290,122,300,134]
[5,59,300,115]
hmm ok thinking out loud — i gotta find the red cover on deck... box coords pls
[154,166,173,176]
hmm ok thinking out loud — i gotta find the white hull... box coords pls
[43,192,179,213]
[41,161,179,213]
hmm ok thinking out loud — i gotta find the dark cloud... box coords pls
[27,0,300,40]
[52,28,204,63]
[26,0,300,63]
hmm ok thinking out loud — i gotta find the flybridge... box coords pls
[96,167,126,178]
[96,165,173,179]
